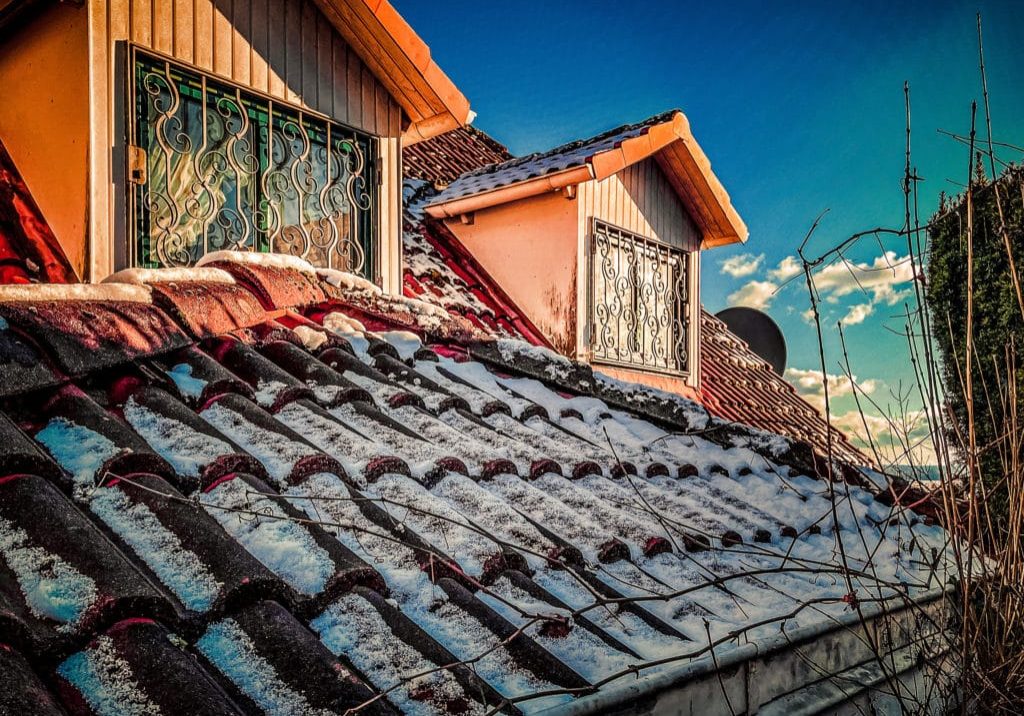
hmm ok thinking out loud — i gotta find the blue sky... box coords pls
[394,0,1024,463]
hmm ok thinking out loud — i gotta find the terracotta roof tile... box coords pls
[0,256,947,712]
[403,125,512,184]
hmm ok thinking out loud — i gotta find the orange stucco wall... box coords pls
[447,168,708,396]
[594,364,701,402]
[0,3,90,276]
[445,191,581,355]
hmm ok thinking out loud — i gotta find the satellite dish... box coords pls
[715,307,787,376]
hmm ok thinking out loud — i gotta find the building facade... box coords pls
[0,0,470,288]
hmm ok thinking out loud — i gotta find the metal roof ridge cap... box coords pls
[424,165,595,218]
[535,584,952,715]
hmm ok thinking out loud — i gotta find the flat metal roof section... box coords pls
[540,586,955,715]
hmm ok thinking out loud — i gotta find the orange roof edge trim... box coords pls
[320,0,472,142]
[368,0,472,125]
[427,110,749,246]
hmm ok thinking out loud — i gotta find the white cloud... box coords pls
[768,256,803,282]
[800,307,816,324]
[720,253,764,278]
[842,303,874,325]
[785,367,880,412]
[727,280,778,310]
[813,251,915,306]
[830,409,937,467]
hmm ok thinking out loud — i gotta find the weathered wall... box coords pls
[85,0,403,286]
[0,3,90,276]
[445,191,580,356]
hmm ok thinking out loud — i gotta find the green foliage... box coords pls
[926,164,1024,525]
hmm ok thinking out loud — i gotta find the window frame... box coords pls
[587,217,691,377]
[125,46,379,277]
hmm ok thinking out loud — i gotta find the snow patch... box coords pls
[203,478,333,595]
[197,618,335,716]
[200,402,316,485]
[57,636,162,716]
[316,268,382,295]
[292,325,328,351]
[90,488,222,611]
[123,397,231,478]
[35,417,120,496]
[379,331,422,361]
[0,282,152,303]
[196,250,317,275]
[164,363,207,400]
[104,267,236,285]
[313,594,484,716]
[0,516,98,630]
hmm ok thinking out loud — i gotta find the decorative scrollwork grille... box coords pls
[129,50,377,276]
[589,219,689,374]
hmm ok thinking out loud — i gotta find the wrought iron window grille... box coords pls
[128,48,378,277]
[589,219,689,375]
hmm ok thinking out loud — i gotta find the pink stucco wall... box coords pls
[444,191,581,356]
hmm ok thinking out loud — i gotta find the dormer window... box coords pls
[426,110,747,392]
[589,219,689,375]
[129,50,377,276]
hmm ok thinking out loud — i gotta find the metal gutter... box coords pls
[539,585,955,715]
[423,165,595,219]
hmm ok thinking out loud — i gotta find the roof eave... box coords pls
[312,0,472,142]
[424,165,594,219]
[425,110,749,245]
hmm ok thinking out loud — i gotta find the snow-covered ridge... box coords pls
[196,250,319,275]
[0,282,152,304]
[104,267,236,286]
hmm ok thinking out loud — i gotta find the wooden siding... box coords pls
[86,0,404,289]
[576,158,703,387]
[577,157,701,252]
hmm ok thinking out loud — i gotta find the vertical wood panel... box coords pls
[173,0,193,61]
[316,15,333,116]
[213,0,232,77]
[347,47,361,126]
[193,0,213,70]
[249,0,268,92]
[283,0,301,103]
[331,35,348,124]
[360,63,373,132]
[301,1,318,106]
[152,0,172,54]
[266,0,285,96]
[231,0,250,85]
[131,0,151,44]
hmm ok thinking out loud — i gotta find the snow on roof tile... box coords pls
[404,125,512,185]
[0,248,952,714]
